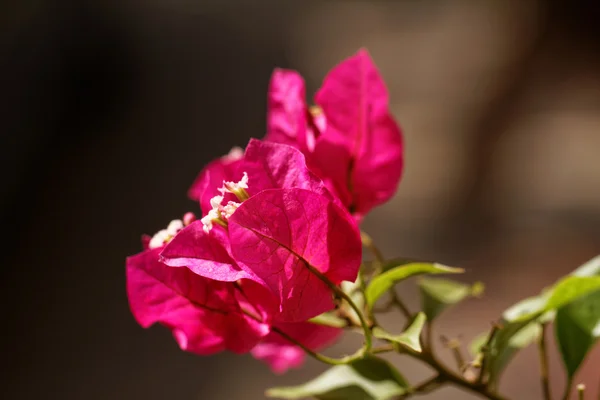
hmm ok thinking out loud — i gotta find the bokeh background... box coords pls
[2,0,600,399]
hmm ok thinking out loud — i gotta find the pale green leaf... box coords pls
[571,255,600,277]
[266,356,409,400]
[366,263,463,309]
[555,290,600,378]
[372,312,427,352]
[418,278,480,321]
[309,312,347,329]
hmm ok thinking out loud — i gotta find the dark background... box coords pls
[2,1,600,399]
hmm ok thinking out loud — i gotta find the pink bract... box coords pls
[229,188,361,322]
[265,49,404,218]
[126,247,271,355]
[162,139,362,322]
[251,322,342,374]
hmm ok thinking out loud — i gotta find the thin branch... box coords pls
[577,384,585,400]
[401,375,445,398]
[391,289,413,320]
[477,322,501,385]
[361,231,385,266]
[271,326,364,366]
[562,380,573,400]
[538,324,552,400]
[441,335,467,371]
[372,344,396,354]
[305,263,372,352]
[396,342,506,400]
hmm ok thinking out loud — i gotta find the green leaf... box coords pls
[571,255,600,277]
[469,332,488,356]
[555,290,600,378]
[544,276,600,311]
[266,356,409,400]
[491,322,542,382]
[472,321,542,385]
[418,278,480,321]
[476,255,600,386]
[372,312,427,352]
[510,276,600,323]
[502,295,548,323]
[309,312,347,329]
[379,258,420,273]
[365,263,464,309]
[474,295,550,384]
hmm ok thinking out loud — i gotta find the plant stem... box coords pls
[538,324,552,400]
[577,384,585,400]
[306,263,373,352]
[372,344,395,354]
[361,230,412,320]
[562,380,573,400]
[271,326,365,365]
[391,289,413,320]
[398,343,506,400]
[477,322,501,385]
[402,375,445,398]
[441,335,467,371]
[424,321,434,352]
[360,231,385,266]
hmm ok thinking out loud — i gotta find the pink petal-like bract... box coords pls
[126,248,270,355]
[263,50,404,218]
[313,49,403,216]
[265,69,308,151]
[251,322,342,374]
[160,221,258,282]
[242,139,332,201]
[188,151,243,214]
[228,188,362,322]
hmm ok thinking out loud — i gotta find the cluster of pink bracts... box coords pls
[126,50,404,373]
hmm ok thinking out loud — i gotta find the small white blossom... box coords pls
[166,219,184,236]
[201,208,221,233]
[224,146,244,161]
[148,217,187,249]
[149,229,169,249]
[210,195,224,209]
[222,201,241,219]
[219,172,249,195]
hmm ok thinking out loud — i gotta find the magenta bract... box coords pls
[126,247,271,355]
[251,322,342,374]
[229,188,362,322]
[162,139,361,322]
[265,49,403,218]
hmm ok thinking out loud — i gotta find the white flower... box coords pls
[224,146,244,161]
[148,229,169,249]
[201,208,221,233]
[148,218,185,248]
[219,172,249,195]
[166,219,184,236]
[222,201,241,219]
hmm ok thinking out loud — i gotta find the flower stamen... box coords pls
[148,214,194,249]
[202,172,250,233]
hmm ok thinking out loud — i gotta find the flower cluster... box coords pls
[126,49,403,373]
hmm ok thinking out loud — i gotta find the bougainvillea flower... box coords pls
[251,322,342,374]
[188,147,244,213]
[162,139,362,322]
[265,49,403,218]
[126,218,273,355]
[229,188,361,322]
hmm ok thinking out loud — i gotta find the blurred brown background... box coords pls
[2,0,599,399]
